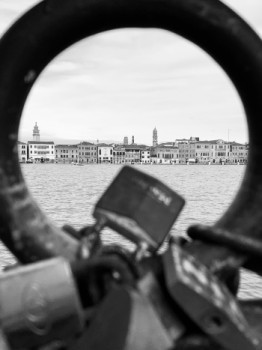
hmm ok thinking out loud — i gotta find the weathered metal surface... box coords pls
[187,224,262,275]
[73,287,172,350]
[163,244,259,350]
[0,258,84,349]
[241,300,262,340]
[138,269,185,342]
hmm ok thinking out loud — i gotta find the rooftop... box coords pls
[28,141,54,144]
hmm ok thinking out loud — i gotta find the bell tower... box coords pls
[153,127,158,147]
[33,122,40,141]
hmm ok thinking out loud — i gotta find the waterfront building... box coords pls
[97,144,113,163]
[155,144,179,164]
[153,127,158,147]
[55,144,78,163]
[141,148,151,164]
[28,141,55,162]
[124,144,146,163]
[113,145,126,164]
[195,141,213,163]
[194,140,233,164]
[27,122,55,162]
[123,136,128,145]
[17,141,27,162]
[78,142,97,163]
[229,142,248,164]
[169,138,197,163]
[178,142,196,163]
[212,139,231,163]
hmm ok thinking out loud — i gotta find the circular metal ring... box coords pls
[0,0,262,262]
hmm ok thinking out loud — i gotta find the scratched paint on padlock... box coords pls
[23,282,50,335]
[163,244,259,350]
[172,246,248,327]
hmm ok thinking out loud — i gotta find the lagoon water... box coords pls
[1,163,261,299]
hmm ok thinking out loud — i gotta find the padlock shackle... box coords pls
[0,0,262,262]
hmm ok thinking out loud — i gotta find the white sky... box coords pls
[1,0,262,145]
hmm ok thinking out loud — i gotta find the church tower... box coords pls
[153,127,158,147]
[33,122,40,141]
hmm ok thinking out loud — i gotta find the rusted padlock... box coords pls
[74,286,172,350]
[0,258,84,349]
[163,243,260,350]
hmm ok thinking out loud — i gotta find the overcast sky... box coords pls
[1,0,262,145]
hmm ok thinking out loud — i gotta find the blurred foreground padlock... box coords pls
[74,286,172,350]
[0,258,84,349]
[163,244,259,350]
[94,166,185,252]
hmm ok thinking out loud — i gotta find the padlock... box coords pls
[163,244,260,350]
[138,269,185,343]
[0,258,84,349]
[94,166,185,252]
[73,286,172,350]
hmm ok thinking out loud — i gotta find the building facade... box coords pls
[28,141,55,162]
[55,144,78,163]
[178,142,196,163]
[229,142,248,164]
[78,142,97,163]
[17,141,27,162]
[124,145,145,163]
[155,144,179,164]
[195,141,213,163]
[141,149,151,164]
[97,144,113,163]
[113,145,126,164]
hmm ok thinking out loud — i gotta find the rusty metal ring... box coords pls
[0,0,262,263]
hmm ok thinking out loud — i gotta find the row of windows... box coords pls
[113,152,125,156]
[29,145,54,148]
[79,152,97,156]
[30,151,54,154]
[57,155,75,158]
[79,147,96,150]
[99,150,113,155]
